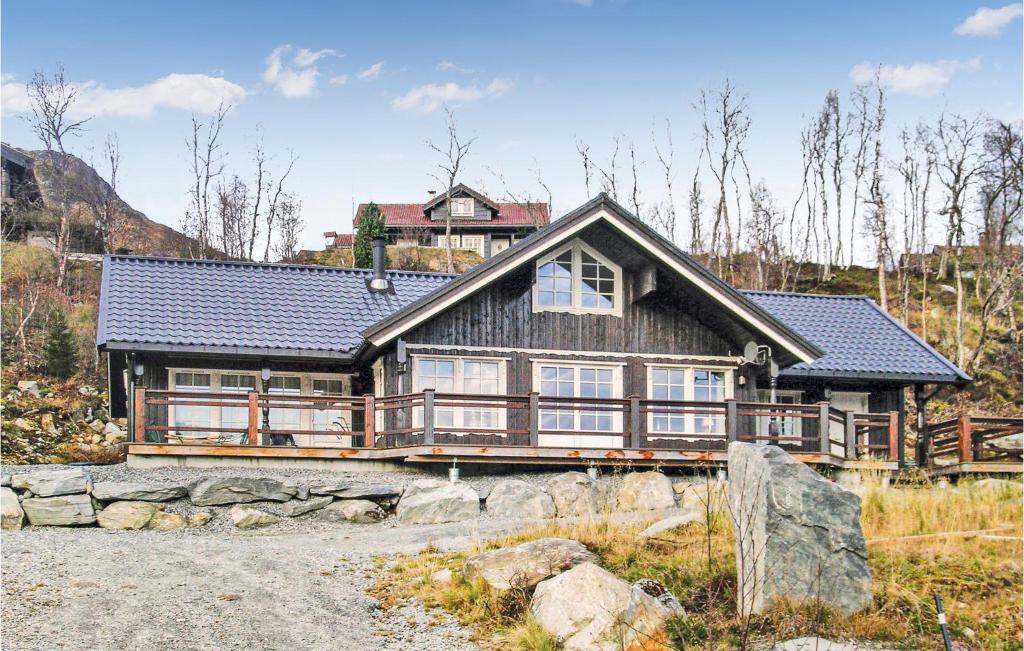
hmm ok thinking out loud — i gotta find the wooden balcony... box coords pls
[129,388,905,469]
[926,415,1023,476]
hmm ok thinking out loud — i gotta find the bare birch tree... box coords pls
[595,136,621,201]
[261,153,297,262]
[687,152,705,255]
[651,118,678,243]
[183,102,228,258]
[857,76,892,311]
[846,86,872,269]
[574,137,593,197]
[272,194,304,262]
[427,107,475,273]
[748,182,784,290]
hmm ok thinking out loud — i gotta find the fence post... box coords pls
[818,402,830,455]
[247,391,259,446]
[725,399,738,445]
[423,389,435,445]
[844,411,857,460]
[628,395,641,449]
[363,395,375,448]
[887,411,899,462]
[957,414,973,463]
[133,387,146,443]
[528,392,539,447]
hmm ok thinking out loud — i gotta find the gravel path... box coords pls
[1,463,640,650]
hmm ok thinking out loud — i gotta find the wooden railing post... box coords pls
[528,392,539,447]
[133,387,146,443]
[887,411,899,462]
[725,399,738,445]
[628,395,641,449]
[957,414,973,463]
[247,391,259,446]
[844,411,857,460]
[422,389,435,445]
[363,394,375,448]
[818,402,830,454]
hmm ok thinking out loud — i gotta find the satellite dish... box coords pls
[742,341,760,365]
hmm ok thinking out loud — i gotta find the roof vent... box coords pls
[370,236,389,291]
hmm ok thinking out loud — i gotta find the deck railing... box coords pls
[132,388,901,461]
[928,415,1023,463]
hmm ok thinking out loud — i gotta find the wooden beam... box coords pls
[247,392,259,446]
[845,411,857,460]
[887,411,899,462]
[957,414,973,463]
[363,394,375,448]
[528,392,539,447]
[422,389,435,445]
[628,395,641,449]
[133,388,146,444]
[818,402,830,454]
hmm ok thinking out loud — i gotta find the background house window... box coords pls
[460,235,485,257]
[450,197,474,216]
[533,241,621,315]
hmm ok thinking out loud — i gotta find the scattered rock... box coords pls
[148,511,189,531]
[989,432,1023,452]
[531,562,675,651]
[91,481,187,502]
[11,468,91,497]
[97,501,162,530]
[39,413,57,434]
[430,568,454,583]
[617,471,676,511]
[633,578,685,617]
[22,494,96,526]
[485,479,556,519]
[103,422,127,444]
[464,538,598,590]
[1,487,25,530]
[279,495,333,517]
[545,472,599,517]
[188,511,212,528]
[188,477,298,506]
[674,478,728,513]
[728,442,872,616]
[637,512,702,539]
[320,499,385,523]
[396,480,479,525]
[78,385,99,396]
[228,505,280,529]
[17,380,41,397]
[295,485,310,500]
[88,419,106,433]
[13,418,34,431]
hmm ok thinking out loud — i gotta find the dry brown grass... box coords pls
[375,475,1023,650]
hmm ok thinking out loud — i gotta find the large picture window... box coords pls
[533,240,622,316]
[645,365,734,437]
[412,356,507,432]
[533,361,623,448]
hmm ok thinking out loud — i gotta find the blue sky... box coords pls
[2,1,1021,257]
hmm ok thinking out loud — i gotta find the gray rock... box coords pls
[320,499,385,523]
[545,472,598,517]
[1,474,10,487]
[728,442,872,616]
[91,481,187,502]
[188,511,212,528]
[11,469,91,497]
[772,637,892,651]
[396,480,479,525]
[22,494,96,526]
[103,422,127,444]
[617,471,676,511]
[637,512,702,539]
[88,419,106,433]
[311,483,402,506]
[279,495,333,517]
[989,432,1023,451]
[464,538,598,590]
[632,578,685,617]
[17,380,40,397]
[228,505,280,529]
[431,568,454,583]
[308,481,349,495]
[485,479,555,519]
[1,487,24,529]
[295,485,310,500]
[97,501,162,529]
[12,417,34,431]
[188,476,298,506]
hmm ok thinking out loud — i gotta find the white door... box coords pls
[537,363,622,448]
[491,238,510,255]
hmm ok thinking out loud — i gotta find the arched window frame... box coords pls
[532,239,623,317]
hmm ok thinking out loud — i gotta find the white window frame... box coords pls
[460,234,485,257]
[531,360,624,447]
[411,355,509,432]
[755,389,804,440]
[532,239,623,317]
[449,196,475,217]
[644,364,735,437]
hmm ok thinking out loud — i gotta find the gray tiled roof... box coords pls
[97,256,454,357]
[744,291,970,384]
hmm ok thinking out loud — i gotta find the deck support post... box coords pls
[628,395,641,449]
[133,387,146,444]
[818,402,830,455]
[914,384,928,467]
[725,399,738,445]
[957,414,973,463]
[363,395,375,448]
[528,392,539,447]
[844,411,857,460]
[423,389,435,445]
[247,392,259,445]
[887,411,899,462]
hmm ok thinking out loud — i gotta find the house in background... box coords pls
[97,194,977,471]
[327,184,549,259]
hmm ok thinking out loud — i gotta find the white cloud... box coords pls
[328,74,349,86]
[954,3,1023,36]
[392,77,513,113]
[849,58,981,95]
[357,61,385,81]
[1,72,246,118]
[436,60,473,73]
[263,45,341,97]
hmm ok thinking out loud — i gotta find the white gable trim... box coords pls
[366,208,816,363]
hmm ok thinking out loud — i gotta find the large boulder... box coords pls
[1,487,25,529]
[485,480,556,519]
[279,495,333,517]
[188,477,298,506]
[464,537,598,590]
[617,472,676,512]
[728,442,872,616]
[531,562,676,651]
[396,480,479,525]
[11,469,91,497]
[91,481,187,502]
[21,494,96,526]
[545,472,599,517]
[97,501,162,530]
[228,505,280,529]
[320,499,385,523]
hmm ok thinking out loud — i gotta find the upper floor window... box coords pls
[533,240,622,316]
[450,197,474,217]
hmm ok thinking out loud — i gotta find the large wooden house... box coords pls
[97,195,972,471]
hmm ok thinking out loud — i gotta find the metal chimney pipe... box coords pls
[370,236,388,290]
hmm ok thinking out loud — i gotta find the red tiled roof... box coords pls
[331,233,353,247]
[354,202,549,227]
